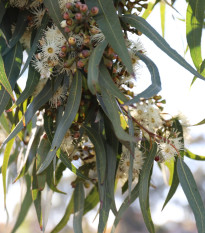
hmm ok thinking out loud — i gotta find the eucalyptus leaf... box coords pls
[85,0,133,73]
[121,14,205,81]
[177,157,205,232]
[37,72,82,174]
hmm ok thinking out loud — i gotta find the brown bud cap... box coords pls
[90,6,99,16]
[73,155,79,160]
[43,133,47,139]
[59,51,66,58]
[66,18,73,26]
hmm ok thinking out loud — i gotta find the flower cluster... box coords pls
[9,0,185,186]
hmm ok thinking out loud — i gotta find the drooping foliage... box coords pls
[0,0,205,232]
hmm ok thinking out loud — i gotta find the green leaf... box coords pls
[32,160,43,230]
[43,0,67,39]
[83,186,99,215]
[19,13,49,77]
[104,116,118,214]
[125,51,161,105]
[14,126,43,182]
[128,113,134,199]
[0,1,7,25]
[59,152,90,180]
[193,118,205,126]
[44,113,55,145]
[160,1,166,38]
[186,0,205,70]
[111,182,140,233]
[142,1,160,19]
[99,63,127,102]
[11,176,32,233]
[37,72,82,174]
[99,85,135,142]
[1,76,62,146]
[16,64,40,106]
[121,14,205,81]
[73,182,85,233]
[51,193,74,233]
[0,113,10,133]
[139,143,157,233]
[0,54,15,101]
[2,10,28,56]
[83,125,106,184]
[0,42,22,115]
[177,157,205,232]
[2,133,15,207]
[88,40,108,94]
[85,0,133,74]
[184,148,205,161]
[162,158,179,210]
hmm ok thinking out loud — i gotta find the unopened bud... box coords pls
[68,37,76,45]
[66,2,72,9]
[79,4,88,13]
[75,13,82,21]
[90,6,99,16]
[63,12,70,20]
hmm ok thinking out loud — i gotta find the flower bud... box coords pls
[63,12,70,20]
[79,4,88,13]
[66,2,72,9]
[75,13,82,21]
[90,6,99,16]
[68,36,76,46]
[75,2,82,9]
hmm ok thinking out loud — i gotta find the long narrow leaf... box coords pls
[83,125,106,184]
[2,11,28,56]
[139,143,157,233]
[19,13,49,76]
[11,176,32,233]
[2,77,62,147]
[184,149,205,161]
[0,54,15,101]
[51,194,74,233]
[121,14,205,81]
[2,134,15,207]
[99,85,135,142]
[85,0,133,73]
[177,157,205,232]
[99,63,127,102]
[73,182,85,233]
[37,72,82,174]
[162,158,179,210]
[43,0,67,39]
[125,51,161,105]
[186,0,205,70]
[88,40,108,94]
[0,43,22,116]
[15,64,40,106]
[111,182,140,233]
